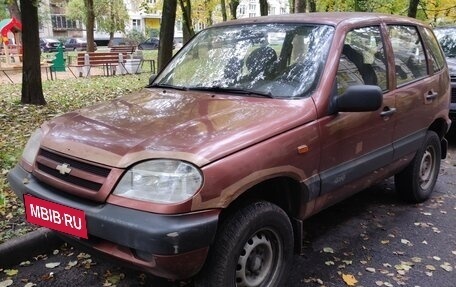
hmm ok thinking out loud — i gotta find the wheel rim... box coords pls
[235,229,282,287]
[419,145,437,190]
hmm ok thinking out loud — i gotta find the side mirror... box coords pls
[336,85,383,112]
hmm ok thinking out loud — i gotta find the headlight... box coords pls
[21,128,43,166]
[113,160,203,204]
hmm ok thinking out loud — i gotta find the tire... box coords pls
[394,130,441,203]
[195,201,293,287]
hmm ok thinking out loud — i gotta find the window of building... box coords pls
[269,7,276,15]
[249,4,256,11]
[239,5,246,15]
[51,14,80,30]
[132,19,141,30]
[249,13,256,18]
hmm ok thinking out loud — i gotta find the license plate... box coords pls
[24,194,88,239]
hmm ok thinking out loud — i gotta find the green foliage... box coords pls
[67,0,129,34]
[146,27,159,38]
[0,2,9,19]
[125,29,147,44]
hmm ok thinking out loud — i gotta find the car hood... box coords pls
[41,88,317,168]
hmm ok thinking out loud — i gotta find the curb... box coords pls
[0,228,63,268]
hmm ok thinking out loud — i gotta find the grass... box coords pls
[0,72,150,244]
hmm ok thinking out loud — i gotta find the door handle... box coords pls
[380,107,397,117]
[425,91,438,101]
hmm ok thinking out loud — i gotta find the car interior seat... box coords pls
[245,46,278,80]
[342,44,377,85]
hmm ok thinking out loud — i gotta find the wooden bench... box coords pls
[69,52,130,77]
[110,45,136,53]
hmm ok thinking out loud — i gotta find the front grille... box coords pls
[451,75,456,82]
[34,148,112,194]
[452,87,456,104]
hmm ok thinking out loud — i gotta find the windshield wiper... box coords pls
[147,83,188,91]
[188,86,274,98]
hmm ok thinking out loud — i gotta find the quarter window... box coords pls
[422,27,446,73]
[388,25,428,86]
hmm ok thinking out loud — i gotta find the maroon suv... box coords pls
[9,13,451,286]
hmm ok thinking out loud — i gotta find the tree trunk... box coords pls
[259,0,268,16]
[229,0,239,19]
[84,0,96,52]
[7,0,21,21]
[309,0,316,12]
[408,0,420,18]
[295,0,306,13]
[220,0,227,21]
[205,0,213,26]
[158,0,177,72]
[179,0,194,43]
[289,0,295,13]
[20,0,45,105]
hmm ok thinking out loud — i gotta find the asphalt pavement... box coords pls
[1,134,455,286]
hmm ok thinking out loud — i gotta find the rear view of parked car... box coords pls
[9,13,451,286]
[137,37,159,50]
[40,38,64,53]
[434,27,456,125]
[65,37,97,51]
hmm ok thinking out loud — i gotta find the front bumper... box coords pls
[8,164,220,279]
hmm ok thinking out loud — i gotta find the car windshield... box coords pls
[154,23,334,98]
[434,28,456,58]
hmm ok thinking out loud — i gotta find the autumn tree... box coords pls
[259,0,268,15]
[95,0,129,40]
[6,0,20,20]
[220,0,227,21]
[20,0,45,105]
[229,0,239,19]
[408,0,420,18]
[295,0,306,13]
[178,0,195,42]
[67,0,128,44]
[157,0,176,72]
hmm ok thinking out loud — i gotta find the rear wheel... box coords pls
[395,130,441,203]
[195,201,293,287]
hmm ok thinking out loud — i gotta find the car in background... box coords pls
[137,37,159,50]
[434,27,456,125]
[108,37,136,48]
[64,37,97,51]
[40,38,64,53]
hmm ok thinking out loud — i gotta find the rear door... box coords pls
[386,25,439,160]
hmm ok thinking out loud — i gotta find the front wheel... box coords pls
[395,130,441,203]
[195,201,294,287]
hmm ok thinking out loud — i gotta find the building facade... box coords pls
[39,0,290,42]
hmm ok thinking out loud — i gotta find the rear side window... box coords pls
[388,25,428,86]
[422,27,446,73]
[337,26,387,94]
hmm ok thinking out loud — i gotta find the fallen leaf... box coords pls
[452,251,456,256]
[24,283,36,287]
[411,257,422,263]
[19,261,31,267]
[325,261,335,266]
[323,247,334,253]
[342,274,358,286]
[426,265,436,271]
[0,280,13,287]
[45,262,60,269]
[366,267,376,273]
[440,262,453,272]
[433,256,441,261]
[65,261,78,270]
[3,270,18,276]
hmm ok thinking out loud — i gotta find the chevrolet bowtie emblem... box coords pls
[56,163,72,175]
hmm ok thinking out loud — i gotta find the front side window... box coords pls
[154,24,334,98]
[388,25,428,86]
[336,26,388,95]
